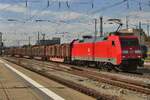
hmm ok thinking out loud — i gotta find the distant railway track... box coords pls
[18,56,150,80]
[3,57,150,96]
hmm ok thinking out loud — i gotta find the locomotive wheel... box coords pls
[96,62,102,71]
[117,64,137,72]
[101,63,113,72]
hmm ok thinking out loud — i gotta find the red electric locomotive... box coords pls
[71,33,142,71]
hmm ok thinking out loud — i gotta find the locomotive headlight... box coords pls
[135,50,141,54]
[122,50,128,54]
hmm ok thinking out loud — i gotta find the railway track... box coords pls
[21,57,150,79]
[3,57,150,95]
[3,57,119,100]
[20,58,150,87]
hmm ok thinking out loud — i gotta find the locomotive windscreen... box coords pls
[120,38,139,47]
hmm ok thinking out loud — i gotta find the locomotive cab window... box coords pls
[120,38,139,47]
[112,41,115,46]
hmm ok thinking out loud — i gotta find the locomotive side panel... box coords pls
[71,36,122,66]
[72,42,93,61]
[94,41,113,63]
[107,36,122,65]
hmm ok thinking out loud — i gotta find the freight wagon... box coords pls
[46,44,71,63]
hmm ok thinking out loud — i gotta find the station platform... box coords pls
[0,58,94,100]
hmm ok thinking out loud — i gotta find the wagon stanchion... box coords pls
[18,58,21,65]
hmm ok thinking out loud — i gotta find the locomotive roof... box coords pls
[119,36,138,39]
[75,35,138,43]
[77,36,107,43]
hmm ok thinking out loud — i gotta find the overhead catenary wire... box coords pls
[89,0,127,14]
[131,0,150,6]
[23,0,96,25]
[127,0,129,9]
[1,1,149,35]
[66,0,128,26]
[0,0,130,24]
[0,0,145,26]
[47,0,50,8]
[130,0,150,11]
[66,1,70,8]
[139,1,142,11]
[25,0,28,7]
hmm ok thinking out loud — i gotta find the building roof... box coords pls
[35,37,61,45]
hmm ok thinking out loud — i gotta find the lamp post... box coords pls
[100,17,103,37]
